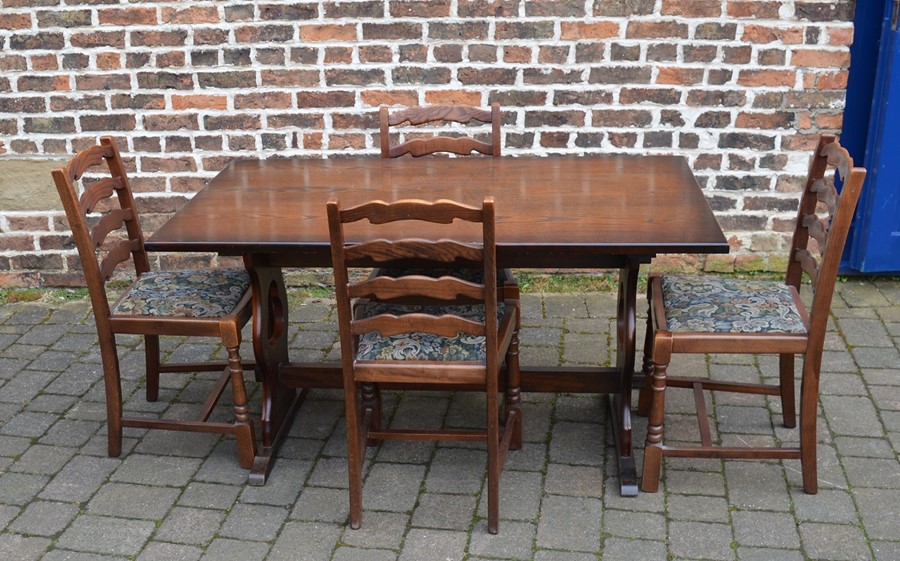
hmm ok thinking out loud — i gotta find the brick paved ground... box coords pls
[0,279,898,560]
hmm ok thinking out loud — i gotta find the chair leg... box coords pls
[637,299,655,417]
[344,380,364,529]
[361,383,381,447]
[486,378,501,534]
[145,334,160,402]
[506,320,522,451]
[641,336,672,493]
[96,330,124,458]
[226,346,257,469]
[779,353,797,429]
[799,360,819,494]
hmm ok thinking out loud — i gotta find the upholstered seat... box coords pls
[660,275,807,334]
[112,269,250,318]
[355,302,507,362]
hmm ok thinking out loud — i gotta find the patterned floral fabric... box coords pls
[660,275,807,334]
[112,268,249,318]
[354,302,506,362]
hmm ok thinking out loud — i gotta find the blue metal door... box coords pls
[845,0,900,273]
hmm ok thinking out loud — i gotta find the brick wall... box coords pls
[0,0,856,287]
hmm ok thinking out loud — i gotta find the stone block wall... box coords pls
[0,0,856,287]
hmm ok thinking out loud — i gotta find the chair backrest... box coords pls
[328,198,499,368]
[379,103,501,159]
[51,136,149,319]
[785,134,866,346]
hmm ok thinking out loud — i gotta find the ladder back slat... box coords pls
[79,177,124,214]
[99,239,140,281]
[352,312,486,338]
[341,198,483,224]
[345,239,483,264]
[90,208,134,249]
[350,275,484,302]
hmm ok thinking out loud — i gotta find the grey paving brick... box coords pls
[0,533,50,561]
[600,538,667,561]
[411,492,476,530]
[155,506,225,546]
[10,444,77,475]
[292,486,350,522]
[799,522,872,561]
[732,510,800,549]
[8,500,80,536]
[39,455,120,502]
[267,520,342,561]
[362,462,425,512]
[342,511,408,549]
[199,538,269,561]
[136,542,203,561]
[735,547,803,561]
[536,495,601,552]
[88,482,180,519]
[549,421,604,466]
[668,521,735,560]
[398,528,468,561]
[40,551,128,561]
[239,459,311,506]
[333,547,398,561]
[603,509,666,540]
[219,502,288,541]
[425,447,487,493]
[110,454,202,487]
[477,470,543,521]
[0,472,49,506]
[468,519,536,559]
[56,515,156,556]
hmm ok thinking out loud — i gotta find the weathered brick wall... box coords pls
[0,0,856,287]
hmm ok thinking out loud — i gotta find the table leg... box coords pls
[611,259,640,496]
[244,256,303,485]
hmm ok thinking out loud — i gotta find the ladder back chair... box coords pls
[638,134,866,493]
[379,102,518,300]
[51,136,257,469]
[328,197,521,534]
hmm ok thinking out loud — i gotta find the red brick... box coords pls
[234,92,293,110]
[560,21,620,40]
[96,52,121,70]
[503,46,533,64]
[827,26,854,46]
[390,1,452,17]
[325,47,353,64]
[261,69,319,87]
[727,1,782,18]
[98,7,157,26]
[130,30,188,47]
[360,90,419,108]
[737,69,797,87]
[661,0,722,17]
[736,112,794,129]
[817,70,849,89]
[30,54,59,71]
[161,6,220,24]
[458,0,520,17]
[656,67,704,85]
[171,95,227,111]
[626,21,688,39]
[423,90,483,106]
[301,24,357,42]
[71,31,127,49]
[791,49,851,68]
[0,13,32,29]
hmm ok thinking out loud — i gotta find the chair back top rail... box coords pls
[380,103,501,158]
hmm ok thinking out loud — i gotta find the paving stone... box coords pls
[536,495,601,552]
[136,542,203,561]
[219,503,288,541]
[732,510,800,549]
[734,546,803,561]
[199,538,269,561]
[307,456,350,488]
[791,488,858,523]
[292,486,350,523]
[363,462,425,512]
[425,447,487,493]
[39,455,121,503]
[549,421,604,466]
[479,470,543,521]
[668,521,735,560]
[0,533,50,561]
[603,509,666,540]
[0,472,49,506]
[468,519,536,559]
[56,515,156,557]
[0,410,57,437]
[267,521,342,561]
[0,504,19,530]
[799,522,871,561]
[8,500,80,536]
[111,454,202,487]
[155,507,225,546]
[411,492,477,530]
[852,487,900,541]
[533,552,595,561]
[724,462,792,511]
[239,459,311,506]
[332,547,398,561]
[40,551,128,561]
[398,528,468,561]
[600,537,667,561]
[873,540,900,561]
[177,482,241,510]
[341,511,408,549]
[134,430,220,460]
[667,493,730,523]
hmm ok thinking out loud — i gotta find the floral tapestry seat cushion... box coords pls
[660,275,807,334]
[111,268,250,318]
[354,302,506,362]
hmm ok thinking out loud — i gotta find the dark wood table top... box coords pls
[146,155,728,267]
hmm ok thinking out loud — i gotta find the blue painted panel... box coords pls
[847,0,900,273]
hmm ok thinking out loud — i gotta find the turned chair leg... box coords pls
[506,326,522,451]
[779,353,797,429]
[145,335,161,402]
[641,335,672,493]
[226,346,257,469]
[361,383,381,447]
[344,381,364,529]
[637,299,655,417]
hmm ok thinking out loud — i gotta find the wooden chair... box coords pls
[379,103,501,158]
[51,136,257,469]
[379,102,518,298]
[328,197,521,534]
[638,134,866,493]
